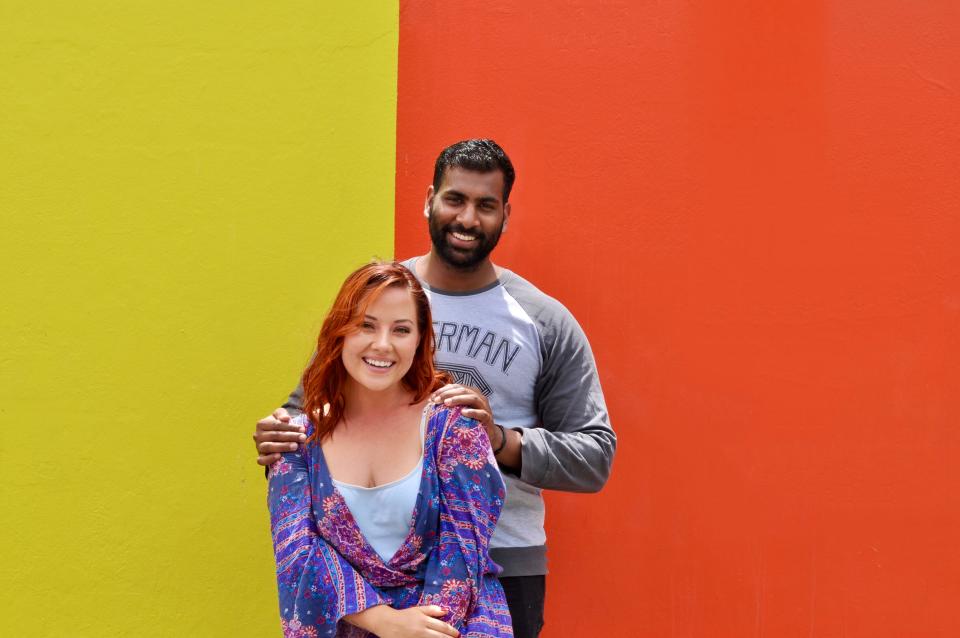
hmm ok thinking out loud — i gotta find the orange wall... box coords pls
[396,2,959,637]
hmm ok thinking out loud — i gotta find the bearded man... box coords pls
[255,139,616,638]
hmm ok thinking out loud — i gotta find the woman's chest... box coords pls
[322,425,423,488]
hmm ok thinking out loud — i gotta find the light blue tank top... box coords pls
[332,411,426,562]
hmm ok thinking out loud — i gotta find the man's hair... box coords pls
[432,139,516,202]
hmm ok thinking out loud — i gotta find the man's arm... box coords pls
[517,304,616,493]
[254,383,306,466]
[280,381,304,416]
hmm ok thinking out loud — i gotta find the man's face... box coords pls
[425,167,511,270]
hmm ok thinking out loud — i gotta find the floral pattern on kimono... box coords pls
[268,404,513,637]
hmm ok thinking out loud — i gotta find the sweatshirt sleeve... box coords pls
[515,302,617,493]
[281,381,304,416]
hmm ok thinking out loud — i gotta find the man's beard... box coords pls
[428,207,503,271]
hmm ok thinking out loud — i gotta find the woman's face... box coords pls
[341,285,421,394]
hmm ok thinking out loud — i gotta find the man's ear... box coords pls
[502,201,512,232]
[423,185,435,219]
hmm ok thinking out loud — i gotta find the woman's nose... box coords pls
[372,328,391,350]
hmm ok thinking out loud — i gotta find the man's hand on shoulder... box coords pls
[253,408,306,466]
[430,383,522,471]
[430,383,494,431]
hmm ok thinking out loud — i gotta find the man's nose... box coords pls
[457,203,480,227]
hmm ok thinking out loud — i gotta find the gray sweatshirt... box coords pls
[283,260,616,576]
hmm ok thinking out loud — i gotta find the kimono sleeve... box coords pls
[420,410,507,631]
[268,431,389,637]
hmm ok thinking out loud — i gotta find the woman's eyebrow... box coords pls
[363,314,413,324]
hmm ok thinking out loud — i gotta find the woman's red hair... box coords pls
[301,261,447,443]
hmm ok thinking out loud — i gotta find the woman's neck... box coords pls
[341,379,415,422]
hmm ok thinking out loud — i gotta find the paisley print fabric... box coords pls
[268,404,513,637]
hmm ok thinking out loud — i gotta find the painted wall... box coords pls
[396,2,959,637]
[1,2,398,636]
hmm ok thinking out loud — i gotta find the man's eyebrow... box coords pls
[442,189,500,204]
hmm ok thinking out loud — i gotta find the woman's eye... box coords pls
[395,327,411,334]
[360,322,374,330]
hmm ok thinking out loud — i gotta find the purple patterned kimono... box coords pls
[268,404,513,638]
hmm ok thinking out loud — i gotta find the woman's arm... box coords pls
[420,408,510,634]
[268,418,392,636]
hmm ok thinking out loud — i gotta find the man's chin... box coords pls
[436,244,485,270]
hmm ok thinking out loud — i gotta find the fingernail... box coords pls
[299,434,306,441]
[289,443,298,451]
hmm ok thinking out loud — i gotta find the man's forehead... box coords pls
[437,166,505,195]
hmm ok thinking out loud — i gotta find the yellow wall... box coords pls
[0,2,398,635]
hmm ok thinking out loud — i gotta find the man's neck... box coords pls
[416,251,500,293]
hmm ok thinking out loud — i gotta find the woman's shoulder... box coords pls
[428,403,493,456]
[427,403,482,432]
[291,413,317,438]
[429,403,499,478]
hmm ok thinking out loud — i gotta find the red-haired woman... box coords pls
[267,261,513,638]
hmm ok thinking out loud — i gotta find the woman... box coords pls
[268,261,513,638]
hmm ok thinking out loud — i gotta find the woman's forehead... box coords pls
[360,284,417,315]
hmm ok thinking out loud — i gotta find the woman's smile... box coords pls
[361,356,395,370]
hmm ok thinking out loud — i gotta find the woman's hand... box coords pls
[382,605,460,637]
[345,604,459,637]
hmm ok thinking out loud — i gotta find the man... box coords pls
[254,139,616,638]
